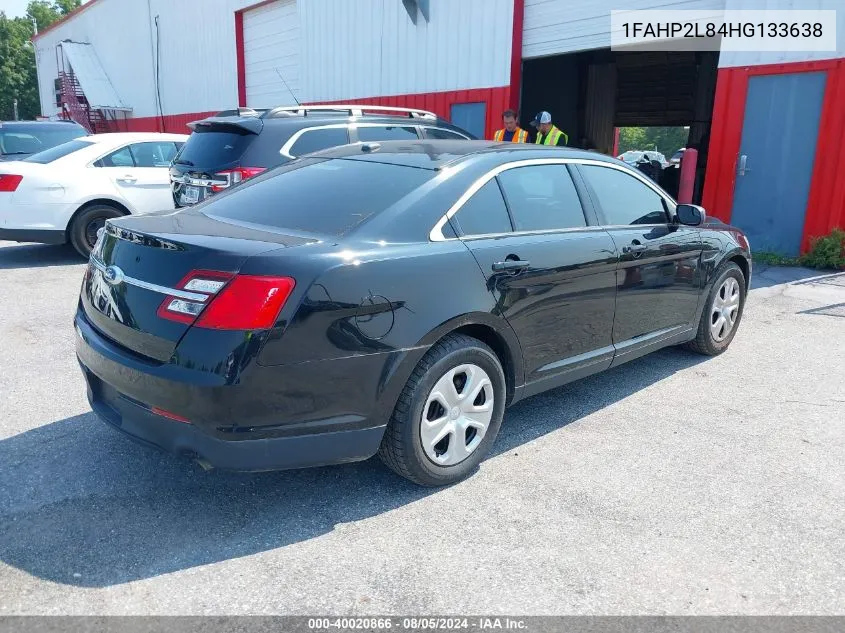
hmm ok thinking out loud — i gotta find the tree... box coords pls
[0,0,80,120]
[617,126,690,157]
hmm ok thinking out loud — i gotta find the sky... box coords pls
[2,0,88,19]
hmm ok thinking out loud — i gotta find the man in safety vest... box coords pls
[493,110,529,143]
[531,111,568,146]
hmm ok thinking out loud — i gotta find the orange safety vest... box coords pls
[494,128,528,143]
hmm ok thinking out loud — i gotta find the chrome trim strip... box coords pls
[429,158,677,242]
[90,256,209,302]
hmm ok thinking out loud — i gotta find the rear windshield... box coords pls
[23,139,94,164]
[203,159,433,236]
[174,129,255,168]
[0,126,84,156]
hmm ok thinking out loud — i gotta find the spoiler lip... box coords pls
[187,116,263,135]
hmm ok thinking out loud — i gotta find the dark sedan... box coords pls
[75,141,751,486]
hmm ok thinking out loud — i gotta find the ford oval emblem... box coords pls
[103,265,125,286]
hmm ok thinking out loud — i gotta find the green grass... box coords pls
[753,252,801,267]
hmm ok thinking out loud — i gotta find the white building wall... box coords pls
[718,0,845,67]
[300,0,512,101]
[522,0,727,58]
[35,0,512,120]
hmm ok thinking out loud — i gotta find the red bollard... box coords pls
[677,148,698,204]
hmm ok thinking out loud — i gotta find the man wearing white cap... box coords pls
[531,111,568,146]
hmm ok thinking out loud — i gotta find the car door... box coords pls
[576,162,703,364]
[451,161,618,395]
[98,142,180,213]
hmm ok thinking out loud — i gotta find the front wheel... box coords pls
[68,204,124,258]
[378,333,506,486]
[688,262,746,356]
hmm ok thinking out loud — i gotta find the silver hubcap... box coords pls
[710,277,741,342]
[420,364,494,466]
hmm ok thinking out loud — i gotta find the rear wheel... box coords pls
[378,333,506,486]
[688,262,746,356]
[69,204,124,257]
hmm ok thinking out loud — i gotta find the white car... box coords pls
[0,132,187,256]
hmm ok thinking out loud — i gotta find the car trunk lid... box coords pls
[81,210,315,362]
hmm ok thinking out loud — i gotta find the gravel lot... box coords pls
[0,240,843,615]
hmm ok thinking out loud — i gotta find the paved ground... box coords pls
[0,240,843,615]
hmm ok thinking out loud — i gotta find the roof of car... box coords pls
[0,120,86,129]
[79,132,189,143]
[311,140,621,170]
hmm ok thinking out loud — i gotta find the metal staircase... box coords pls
[58,71,113,133]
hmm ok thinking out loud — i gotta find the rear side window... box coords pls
[23,139,94,164]
[497,165,586,232]
[423,128,469,140]
[580,165,669,225]
[175,129,254,168]
[356,126,419,142]
[202,159,433,236]
[453,180,512,236]
[288,127,350,157]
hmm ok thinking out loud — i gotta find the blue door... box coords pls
[450,102,487,140]
[729,72,826,256]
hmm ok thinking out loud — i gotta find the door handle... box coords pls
[622,243,648,255]
[118,175,137,184]
[492,259,530,272]
[738,154,750,176]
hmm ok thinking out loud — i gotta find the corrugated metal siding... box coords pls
[523,0,726,58]
[718,0,845,67]
[301,0,512,101]
[34,0,512,124]
[243,0,300,108]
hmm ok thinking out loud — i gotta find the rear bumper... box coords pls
[75,310,389,472]
[82,365,384,471]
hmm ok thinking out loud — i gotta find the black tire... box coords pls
[68,204,124,257]
[687,261,746,356]
[378,333,506,487]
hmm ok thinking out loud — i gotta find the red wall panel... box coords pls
[702,59,845,252]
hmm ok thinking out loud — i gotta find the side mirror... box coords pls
[676,204,705,226]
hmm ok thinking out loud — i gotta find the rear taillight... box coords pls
[210,167,266,192]
[0,175,23,192]
[157,270,295,330]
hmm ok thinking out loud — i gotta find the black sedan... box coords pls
[75,141,751,486]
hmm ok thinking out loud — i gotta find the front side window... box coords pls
[356,126,419,142]
[452,180,512,236]
[497,165,586,232]
[288,127,350,157]
[99,146,134,167]
[580,165,669,226]
[129,142,179,167]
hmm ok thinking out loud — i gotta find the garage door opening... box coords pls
[519,49,719,205]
